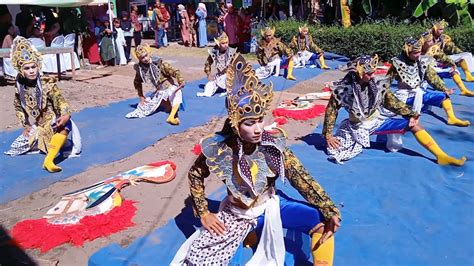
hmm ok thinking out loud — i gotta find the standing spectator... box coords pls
[239,8,252,51]
[159,3,170,47]
[2,24,17,49]
[0,5,12,85]
[99,20,116,66]
[15,5,33,38]
[130,5,142,47]
[217,1,227,35]
[153,0,165,48]
[189,13,197,47]
[107,2,117,19]
[120,11,133,62]
[177,4,190,46]
[196,3,208,48]
[113,18,127,65]
[224,4,240,49]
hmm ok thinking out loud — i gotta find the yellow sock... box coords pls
[286,58,296,80]
[414,130,466,166]
[453,73,474,96]
[319,55,330,69]
[43,133,67,172]
[459,59,474,82]
[166,104,180,125]
[311,232,334,266]
[441,99,470,126]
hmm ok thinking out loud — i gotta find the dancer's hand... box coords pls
[326,136,341,150]
[207,75,214,81]
[22,126,31,137]
[201,213,226,236]
[313,216,341,250]
[445,89,455,96]
[409,116,419,127]
[56,114,71,127]
[139,97,148,106]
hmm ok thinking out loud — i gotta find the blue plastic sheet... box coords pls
[89,74,474,265]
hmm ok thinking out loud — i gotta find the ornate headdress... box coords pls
[135,43,151,58]
[226,54,273,132]
[432,19,448,31]
[10,36,43,73]
[403,37,423,55]
[298,24,309,33]
[353,54,379,78]
[419,31,433,45]
[260,27,275,38]
[214,32,229,46]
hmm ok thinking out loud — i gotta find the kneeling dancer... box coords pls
[172,54,341,265]
[256,27,296,80]
[199,32,236,97]
[5,37,82,172]
[323,55,466,166]
[126,43,185,125]
[289,24,330,69]
[388,37,469,127]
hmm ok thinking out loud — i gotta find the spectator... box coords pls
[159,3,170,47]
[0,5,12,84]
[99,19,116,66]
[189,13,197,47]
[113,18,127,65]
[31,7,61,46]
[107,2,116,19]
[224,4,240,49]
[15,5,33,37]
[217,1,227,34]
[196,3,208,48]
[239,8,252,50]
[177,4,190,46]
[147,6,153,18]
[2,24,17,48]
[130,5,142,47]
[120,11,133,62]
[152,0,165,48]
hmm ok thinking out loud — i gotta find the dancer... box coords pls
[199,32,236,97]
[172,54,341,265]
[5,37,82,172]
[289,24,330,69]
[387,37,470,127]
[322,54,466,166]
[126,43,185,125]
[420,31,474,96]
[256,27,296,80]
[431,19,474,82]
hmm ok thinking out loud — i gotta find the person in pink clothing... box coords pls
[177,4,190,46]
[223,4,240,48]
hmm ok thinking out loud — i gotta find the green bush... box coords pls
[265,20,474,60]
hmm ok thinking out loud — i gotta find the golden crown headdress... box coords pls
[214,32,229,46]
[432,19,448,31]
[260,27,275,37]
[419,31,433,45]
[354,54,379,78]
[299,24,309,33]
[226,54,273,132]
[135,43,152,58]
[403,37,423,55]
[10,36,43,73]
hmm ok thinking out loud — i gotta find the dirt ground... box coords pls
[0,41,345,266]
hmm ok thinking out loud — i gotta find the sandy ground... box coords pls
[0,42,345,265]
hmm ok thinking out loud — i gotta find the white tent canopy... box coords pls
[2,0,109,7]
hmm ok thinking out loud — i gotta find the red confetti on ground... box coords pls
[192,144,202,155]
[10,200,137,253]
[272,104,326,121]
